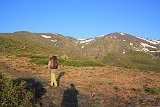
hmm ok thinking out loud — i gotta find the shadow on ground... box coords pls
[57,71,65,86]
[61,84,79,107]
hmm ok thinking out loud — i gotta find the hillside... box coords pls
[0,31,160,71]
[0,31,160,106]
[76,32,160,59]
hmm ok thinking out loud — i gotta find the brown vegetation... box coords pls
[0,56,160,106]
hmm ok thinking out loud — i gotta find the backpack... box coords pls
[50,57,58,69]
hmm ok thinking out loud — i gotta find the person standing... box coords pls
[48,55,58,87]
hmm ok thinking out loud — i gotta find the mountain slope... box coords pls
[0,31,62,56]
[73,32,160,59]
[1,31,159,59]
[0,31,160,71]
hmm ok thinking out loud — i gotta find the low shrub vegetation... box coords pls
[103,51,160,72]
[0,74,34,107]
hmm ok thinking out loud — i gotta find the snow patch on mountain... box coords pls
[136,36,160,45]
[130,43,133,46]
[123,50,126,54]
[77,38,86,41]
[97,34,106,37]
[150,50,160,52]
[81,46,85,49]
[140,43,157,49]
[142,48,149,52]
[76,38,94,44]
[119,32,126,35]
[41,35,51,39]
[51,39,57,42]
[114,36,117,39]
[53,33,58,35]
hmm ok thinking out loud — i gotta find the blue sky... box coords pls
[0,0,160,39]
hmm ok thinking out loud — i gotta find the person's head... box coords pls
[51,55,57,60]
[70,84,75,88]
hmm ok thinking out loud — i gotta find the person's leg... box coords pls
[52,72,58,87]
[51,69,57,87]
[50,70,54,86]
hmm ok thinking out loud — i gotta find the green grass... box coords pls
[29,55,105,67]
[60,59,105,67]
[29,55,50,65]
[148,87,160,95]
[103,51,160,72]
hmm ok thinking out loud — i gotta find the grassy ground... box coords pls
[0,33,58,57]
[103,51,160,72]
[0,56,160,107]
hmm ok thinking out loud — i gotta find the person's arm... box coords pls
[48,61,51,69]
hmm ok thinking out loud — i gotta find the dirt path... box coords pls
[0,57,160,107]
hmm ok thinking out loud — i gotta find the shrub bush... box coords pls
[148,87,160,95]
[0,74,34,107]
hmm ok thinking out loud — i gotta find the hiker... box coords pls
[48,55,59,87]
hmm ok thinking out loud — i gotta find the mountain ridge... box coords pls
[1,31,160,58]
